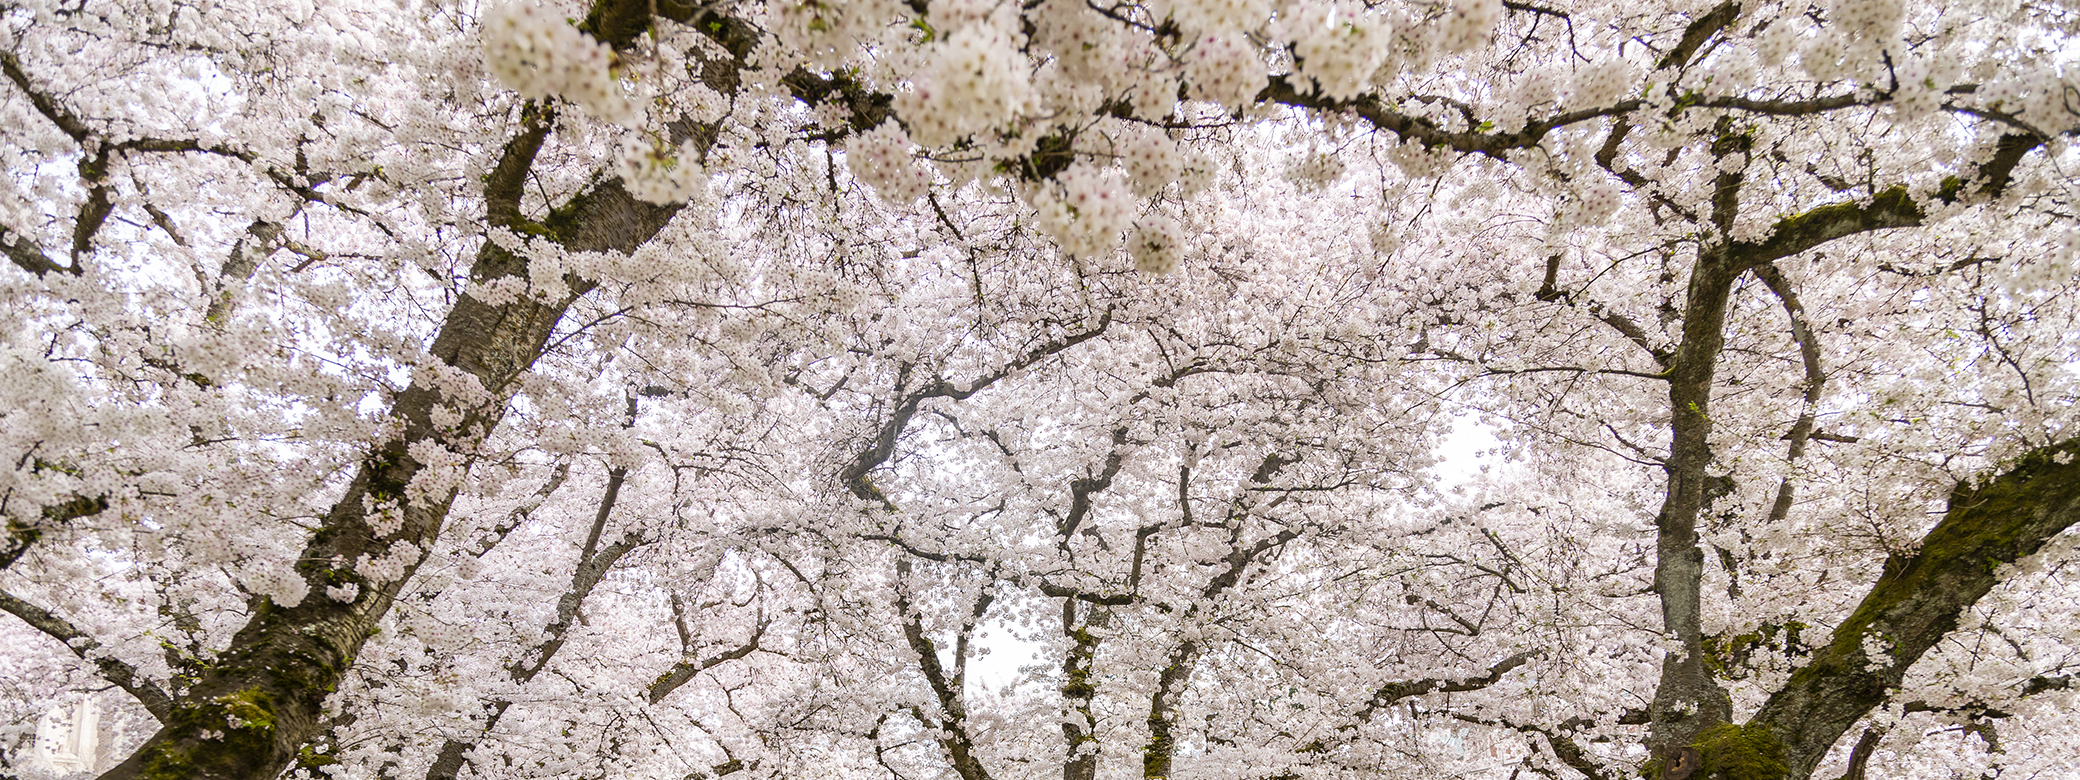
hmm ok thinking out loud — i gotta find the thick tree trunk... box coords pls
[1644,250,1743,766]
[96,263,576,780]
[1749,437,2080,779]
[1633,124,2049,780]
[1059,601,1101,780]
[95,159,684,779]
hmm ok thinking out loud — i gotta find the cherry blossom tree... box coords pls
[1,0,2076,780]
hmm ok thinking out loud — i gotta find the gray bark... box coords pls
[96,98,687,779]
[1643,248,1742,762]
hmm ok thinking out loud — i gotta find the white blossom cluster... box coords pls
[1495,70,1563,133]
[1828,0,1907,43]
[1369,222,1404,256]
[1168,0,1271,35]
[613,136,706,205]
[1129,213,1186,274]
[1031,162,1132,258]
[1439,0,1502,53]
[1861,630,1897,673]
[1387,140,1455,179]
[1183,33,1263,108]
[1886,52,1957,118]
[773,0,904,70]
[1796,0,1909,84]
[1118,126,1183,198]
[925,0,997,33]
[241,564,312,609]
[1563,174,1623,225]
[1123,63,1183,121]
[894,20,1036,148]
[847,121,935,203]
[14,1,2080,778]
[1754,18,1800,66]
[1986,69,2080,133]
[1285,150,1346,190]
[1569,57,1640,108]
[1030,0,1120,83]
[482,2,638,126]
[356,541,423,585]
[2002,229,2080,291]
[1286,4,1390,101]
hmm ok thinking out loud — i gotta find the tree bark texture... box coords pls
[1645,249,1743,762]
[1750,437,2080,779]
[97,146,685,780]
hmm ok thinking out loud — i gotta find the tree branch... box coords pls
[0,50,92,142]
[511,486,643,680]
[1056,428,1129,544]
[483,101,555,229]
[3,495,107,571]
[471,461,572,557]
[1752,264,1824,529]
[1751,436,2080,778]
[840,309,1114,503]
[893,560,994,780]
[0,225,77,278]
[426,465,644,780]
[1447,712,1618,780]
[1736,134,2041,266]
[0,588,173,721]
[646,619,768,705]
[1656,2,1741,72]
[1260,76,1643,162]
[1353,650,1543,723]
[1830,727,1882,780]
[1036,583,1140,607]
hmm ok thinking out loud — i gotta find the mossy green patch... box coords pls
[1702,621,1808,680]
[1142,725,1173,780]
[1818,438,2080,668]
[1062,626,1096,701]
[1689,723,1787,780]
[216,687,277,730]
[138,741,198,780]
[297,743,340,770]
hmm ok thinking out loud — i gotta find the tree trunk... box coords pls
[1644,249,1744,764]
[1748,437,2080,779]
[96,159,684,780]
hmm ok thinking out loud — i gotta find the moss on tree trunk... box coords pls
[1743,437,2080,779]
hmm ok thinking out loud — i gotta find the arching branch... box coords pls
[1736,134,2041,267]
[0,588,173,721]
[1352,649,1543,723]
[1751,437,2080,778]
